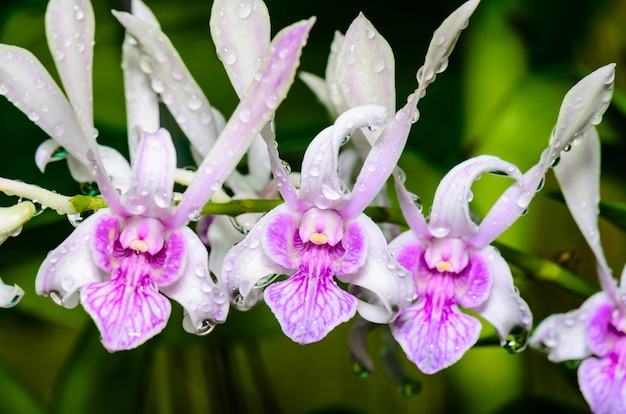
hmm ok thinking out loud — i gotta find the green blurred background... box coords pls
[0,0,625,413]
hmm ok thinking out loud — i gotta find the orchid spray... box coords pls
[0,0,314,351]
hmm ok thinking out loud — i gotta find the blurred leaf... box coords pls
[0,361,46,414]
[543,189,626,232]
[492,395,588,414]
[51,325,152,414]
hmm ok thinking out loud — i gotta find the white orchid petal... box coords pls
[35,210,107,308]
[123,38,159,151]
[169,18,315,228]
[0,202,36,246]
[339,93,418,219]
[554,128,618,301]
[160,227,229,333]
[35,139,64,173]
[210,0,270,97]
[130,0,160,27]
[337,215,414,323]
[416,0,479,92]
[45,0,95,135]
[221,206,288,309]
[472,246,533,349]
[113,10,219,157]
[325,31,347,116]
[530,292,607,362]
[547,63,615,169]
[337,13,395,114]
[300,104,388,210]
[0,45,90,165]
[0,278,24,308]
[431,155,523,240]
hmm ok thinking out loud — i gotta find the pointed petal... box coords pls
[123,128,176,217]
[210,0,270,97]
[160,226,230,334]
[471,246,532,349]
[0,278,24,308]
[339,94,418,219]
[246,134,272,188]
[65,145,132,195]
[0,45,90,165]
[338,215,414,323]
[221,206,289,309]
[466,162,540,248]
[207,215,246,277]
[35,139,64,173]
[554,128,618,301]
[579,356,626,414]
[130,0,160,26]
[325,31,348,116]
[122,33,159,151]
[416,0,479,93]
[263,124,305,210]
[45,0,95,135]
[264,270,357,344]
[431,155,523,239]
[35,209,108,308]
[336,13,396,115]
[549,64,615,163]
[81,276,171,351]
[529,293,606,362]
[391,297,481,374]
[394,174,430,239]
[112,10,219,157]
[299,104,388,209]
[169,18,315,228]
[0,202,36,246]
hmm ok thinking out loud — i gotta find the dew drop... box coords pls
[237,0,253,19]
[53,124,65,137]
[186,94,202,111]
[150,78,165,93]
[502,325,528,354]
[74,5,85,21]
[196,320,215,336]
[49,291,64,306]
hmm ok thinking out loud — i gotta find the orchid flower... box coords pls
[221,92,424,344]
[0,0,314,351]
[529,103,624,412]
[389,63,616,374]
[118,0,277,276]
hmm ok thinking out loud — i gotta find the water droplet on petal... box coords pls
[186,94,202,111]
[195,320,215,336]
[74,5,85,20]
[502,325,529,354]
[237,0,253,18]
